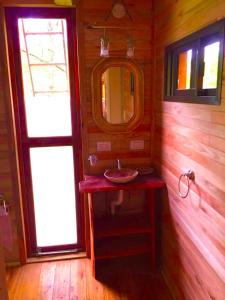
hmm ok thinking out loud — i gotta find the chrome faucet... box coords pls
[117,159,121,170]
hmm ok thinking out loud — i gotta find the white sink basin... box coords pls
[104,168,138,183]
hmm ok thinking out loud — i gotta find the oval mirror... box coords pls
[92,58,144,133]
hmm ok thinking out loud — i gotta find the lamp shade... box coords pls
[100,36,109,57]
[127,38,134,58]
[54,0,73,6]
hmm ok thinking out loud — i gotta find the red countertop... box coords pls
[79,174,165,193]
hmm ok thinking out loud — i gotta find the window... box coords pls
[165,20,225,104]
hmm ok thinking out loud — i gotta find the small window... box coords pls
[165,20,225,104]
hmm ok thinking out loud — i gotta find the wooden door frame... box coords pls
[5,7,84,257]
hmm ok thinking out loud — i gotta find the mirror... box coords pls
[101,66,135,124]
[92,58,144,133]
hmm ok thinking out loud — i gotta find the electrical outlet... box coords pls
[130,140,144,150]
[97,141,111,151]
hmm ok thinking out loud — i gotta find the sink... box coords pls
[104,168,138,183]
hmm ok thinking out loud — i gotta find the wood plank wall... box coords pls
[0,242,8,299]
[0,6,21,263]
[78,0,153,175]
[153,0,225,299]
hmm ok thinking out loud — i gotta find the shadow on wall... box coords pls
[160,187,187,299]
[158,164,208,300]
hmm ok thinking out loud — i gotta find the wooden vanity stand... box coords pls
[79,174,165,277]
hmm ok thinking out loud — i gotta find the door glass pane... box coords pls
[30,146,77,247]
[18,18,72,137]
[203,41,219,89]
[177,49,192,90]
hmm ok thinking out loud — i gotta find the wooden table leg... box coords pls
[84,193,91,258]
[146,190,157,271]
[88,193,96,277]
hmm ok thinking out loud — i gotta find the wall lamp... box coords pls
[100,29,109,57]
[126,37,134,58]
[99,29,135,58]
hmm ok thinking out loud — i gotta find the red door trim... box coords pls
[5,7,84,257]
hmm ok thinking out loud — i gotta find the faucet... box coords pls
[117,159,121,170]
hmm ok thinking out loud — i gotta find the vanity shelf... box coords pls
[94,213,152,238]
[79,174,165,277]
[95,234,151,260]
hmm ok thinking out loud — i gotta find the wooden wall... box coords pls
[78,0,153,175]
[0,242,8,299]
[0,6,21,263]
[153,0,225,299]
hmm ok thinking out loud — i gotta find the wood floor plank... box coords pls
[117,271,136,300]
[85,259,105,300]
[52,260,71,300]
[102,275,121,300]
[38,261,56,300]
[70,259,87,300]
[7,267,22,300]
[6,258,172,300]
[10,263,42,300]
[6,266,23,300]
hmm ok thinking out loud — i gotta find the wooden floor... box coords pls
[6,257,172,300]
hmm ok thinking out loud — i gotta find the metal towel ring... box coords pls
[178,170,195,198]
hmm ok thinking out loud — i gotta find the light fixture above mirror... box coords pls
[100,30,109,57]
[126,37,135,58]
[99,31,135,58]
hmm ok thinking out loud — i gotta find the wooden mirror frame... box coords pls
[92,58,144,133]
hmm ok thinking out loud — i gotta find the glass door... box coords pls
[6,8,83,255]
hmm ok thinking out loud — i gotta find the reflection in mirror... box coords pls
[92,58,143,133]
[101,67,134,124]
